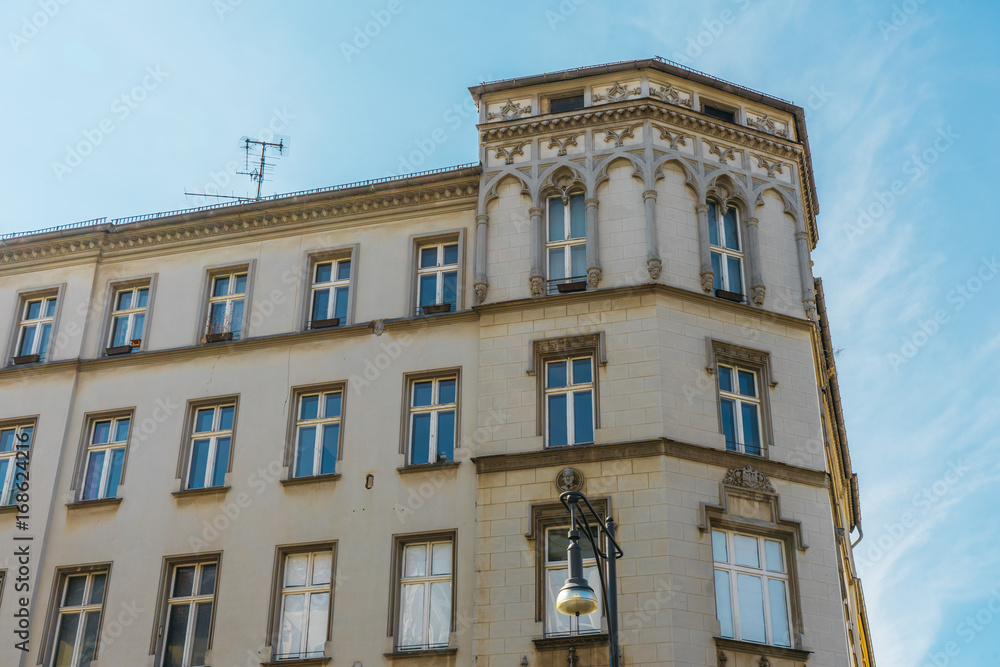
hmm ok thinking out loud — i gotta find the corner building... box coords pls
[0,58,874,667]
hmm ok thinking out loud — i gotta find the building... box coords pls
[0,58,874,667]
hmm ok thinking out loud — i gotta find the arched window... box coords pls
[708,201,744,297]
[546,193,587,293]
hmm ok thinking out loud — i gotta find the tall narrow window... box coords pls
[0,423,33,506]
[206,272,247,341]
[275,550,333,660]
[713,530,791,647]
[81,416,130,500]
[546,194,586,293]
[408,376,456,465]
[545,357,594,447]
[416,243,458,315]
[718,364,761,456]
[310,259,351,328]
[397,540,453,651]
[186,404,235,490]
[162,561,218,667]
[708,202,744,296]
[293,390,342,478]
[50,570,107,667]
[544,527,601,636]
[14,295,57,362]
[108,286,149,353]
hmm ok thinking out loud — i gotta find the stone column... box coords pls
[529,206,545,296]
[745,216,765,306]
[473,214,489,304]
[585,197,602,288]
[643,190,662,280]
[796,227,816,319]
[696,203,714,292]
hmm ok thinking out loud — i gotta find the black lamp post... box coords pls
[554,490,624,667]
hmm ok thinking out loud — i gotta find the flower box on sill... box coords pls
[130,338,142,348]
[714,289,744,303]
[205,331,234,343]
[422,303,452,315]
[310,318,340,329]
[106,345,133,356]
[556,280,587,294]
[12,354,40,365]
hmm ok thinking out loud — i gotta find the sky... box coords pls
[2,1,999,664]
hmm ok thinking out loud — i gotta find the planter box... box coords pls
[106,345,134,356]
[12,354,40,365]
[714,289,744,303]
[310,318,340,329]
[205,331,234,343]
[556,280,588,294]
[422,303,452,315]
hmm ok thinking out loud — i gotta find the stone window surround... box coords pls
[96,274,158,356]
[529,185,602,296]
[282,382,348,481]
[38,561,113,667]
[263,541,338,660]
[697,194,766,307]
[397,367,462,466]
[706,338,777,459]
[195,260,256,344]
[405,229,466,317]
[173,395,240,492]
[5,283,65,366]
[528,333,607,439]
[148,552,223,659]
[385,529,458,650]
[300,244,358,329]
[68,408,135,502]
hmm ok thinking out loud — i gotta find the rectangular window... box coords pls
[396,539,453,651]
[708,202,744,297]
[49,569,108,667]
[416,243,458,315]
[703,104,737,124]
[107,285,149,353]
[81,415,130,500]
[544,527,601,636]
[205,271,247,341]
[185,403,235,490]
[718,364,762,456]
[161,561,218,667]
[713,529,791,647]
[0,422,33,506]
[310,258,351,328]
[550,94,585,113]
[407,376,457,465]
[14,294,57,362]
[274,549,334,660]
[546,194,587,293]
[545,356,594,447]
[292,390,342,478]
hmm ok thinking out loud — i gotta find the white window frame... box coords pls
[708,201,745,295]
[50,570,108,667]
[274,549,334,660]
[0,422,33,507]
[407,376,458,466]
[718,363,762,456]
[185,403,235,490]
[15,294,57,361]
[544,356,595,448]
[415,242,459,315]
[545,194,587,290]
[309,258,351,327]
[395,539,454,651]
[205,271,247,339]
[292,389,343,478]
[712,529,793,647]
[161,561,218,667]
[107,285,149,351]
[80,415,131,501]
[543,526,602,637]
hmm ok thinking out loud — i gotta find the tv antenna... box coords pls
[185,135,290,203]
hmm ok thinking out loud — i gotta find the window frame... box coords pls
[401,370,461,467]
[285,383,346,480]
[544,193,589,294]
[544,89,586,114]
[701,99,741,125]
[267,542,337,661]
[303,245,357,330]
[150,553,222,667]
[7,285,64,365]
[718,363,763,456]
[40,563,112,667]
[388,531,457,653]
[197,262,254,344]
[408,231,465,317]
[543,356,596,448]
[530,334,605,442]
[708,200,745,297]
[708,340,775,459]
[75,411,133,502]
[0,419,35,507]
[542,525,603,637]
[176,397,239,492]
[99,275,156,355]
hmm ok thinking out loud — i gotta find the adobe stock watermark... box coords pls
[188,457,284,550]
[545,0,586,31]
[51,66,170,182]
[886,256,999,371]
[878,0,931,41]
[843,126,959,243]
[340,0,403,63]
[213,0,245,21]
[920,589,1000,667]
[667,0,752,65]
[8,0,71,54]
[394,97,478,175]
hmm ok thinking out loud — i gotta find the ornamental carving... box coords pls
[494,141,529,165]
[652,124,688,150]
[592,81,641,103]
[474,283,487,304]
[649,84,693,108]
[555,467,584,493]
[750,153,784,179]
[722,465,776,494]
[603,125,637,148]
[647,257,662,281]
[747,114,788,138]
[701,272,715,293]
[751,285,766,306]
[547,133,582,156]
[530,275,545,297]
[587,267,602,289]
[704,139,736,164]
[487,99,532,121]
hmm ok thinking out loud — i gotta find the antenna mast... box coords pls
[185,135,289,203]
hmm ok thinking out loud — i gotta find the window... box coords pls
[546,194,587,293]
[107,285,148,353]
[416,243,458,315]
[185,402,235,490]
[544,527,602,636]
[0,422,33,506]
[14,294,57,362]
[718,364,762,456]
[545,357,594,447]
[407,376,457,465]
[49,570,108,667]
[712,529,791,647]
[310,258,351,328]
[550,94,584,113]
[292,389,342,478]
[395,539,453,651]
[205,271,247,341]
[161,561,218,667]
[274,549,334,660]
[708,201,744,297]
[80,416,130,500]
[703,104,737,124]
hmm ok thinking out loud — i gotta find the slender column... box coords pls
[695,203,714,292]
[796,225,816,318]
[473,213,489,304]
[642,190,662,280]
[745,216,766,306]
[529,206,545,296]
[585,197,602,288]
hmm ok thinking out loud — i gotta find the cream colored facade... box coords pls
[0,59,873,667]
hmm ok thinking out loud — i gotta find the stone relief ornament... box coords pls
[647,257,662,281]
[722,465,776,494]
[487,99,532,121]
[701,272,716,293]
[587,267,602,289]
[704,139,736,164]
[747,114,788,138]
[530,276,545,297]
[474,283,487,304]
[652,124,688,150]
[547,133,582,156]
[555,467,584,493]
[369,319,386,336]
[494,141,529,165]
[603,125,636,148]
[751,285,766,306]
[649,84,693,108]
[750,153,784,179]
[592,81,641,103]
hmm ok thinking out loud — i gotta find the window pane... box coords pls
[230,299,244,338]
[162,604,189,667]
[212,437,230,487]
[443,243,458,265]
[18,324,36,355]
[727,256,743,294]
[547,394,568,447]
[438,378,457,404]
[570,244,587,277]
[442,271,457,307]
[300,395,319,421]
[419,274,437,308]
[307,592,330,655]
[88,573,107,605]
[38,323,52,360]
[53,612,80,667]
[547,529,596,561]
[279,594,305,657]
[336,259,351,281]
[734,535,760,568]
[569,194,586,239]
[768,579,791,647]
[209,302,227,333]
[105,448,125,497]
[546,361,567,389]
[219,405,235,431]
[545,567,572,635]
[738,370,756,397]
[714,569,734,639]
[82,451,105,500]
[26,300,41,319]
[579,564,603,632]
[571,357,592,384]
[194,409,215,433]
[412,381,433,407]
[285,554,309,587]
[324,392,342,418]
[117,290,133,310]
[45,298,57,317]
[736,573,766,643]
[190,601,213,665]
[312,552,333,586]
[131,313,145,342]
[320,424,339,474]
[311,289,330,322]
[92,420,111,445]
[64,575,88,605]
[333,286,349,320]
[189,439,210,489]
[411,413,431,465]
[724,208,740,250]
[741,403,761,456]
[420,246,438,269]
[137,288,149,308]
[403,544,427,577]
[711,252,723,291]
[212,276,230,297]
[437,411,455,462]
[234,274,247,294]
[428,581,452,646]
[548,247,566,281]
[78,609,101,667]
[720,398,737,451]
[0,460,8,504]
[111,315,129,347]
[718,366,733,392]
[315,262,332,283]
[707,203,719,246]
[548,198,565,242]
[173,566,195,597]
[399,583,425,648]
[199,563,217,595]
[573,390,593,444]
[431,543,452,575]
[0,430,13,452]
[765,541,785,573]
[114,418,131,443]
[712,530,728,563]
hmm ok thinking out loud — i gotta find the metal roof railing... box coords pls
[0,217,107,241]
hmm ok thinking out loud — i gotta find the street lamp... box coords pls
[555,490,624,667]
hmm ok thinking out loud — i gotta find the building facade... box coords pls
[0,58,874,667]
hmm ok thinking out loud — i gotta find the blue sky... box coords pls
[3,1,999,663]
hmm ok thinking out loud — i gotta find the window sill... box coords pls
[280,473,342,487]
[397,460,461,475]
[714,637,811,662]
[309,318,341,330]
[419,303,455,316]
[66,497,123,510]
[533,633,608,650]
[259,658,331,666]
[714,289,745,303]
[12,354,40,365]
[171,485,231,499]
[105,345,136,356]
[544,441,596,449]
[204,332,235,343]
[384,647,457,659]
[0,504,24,515]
